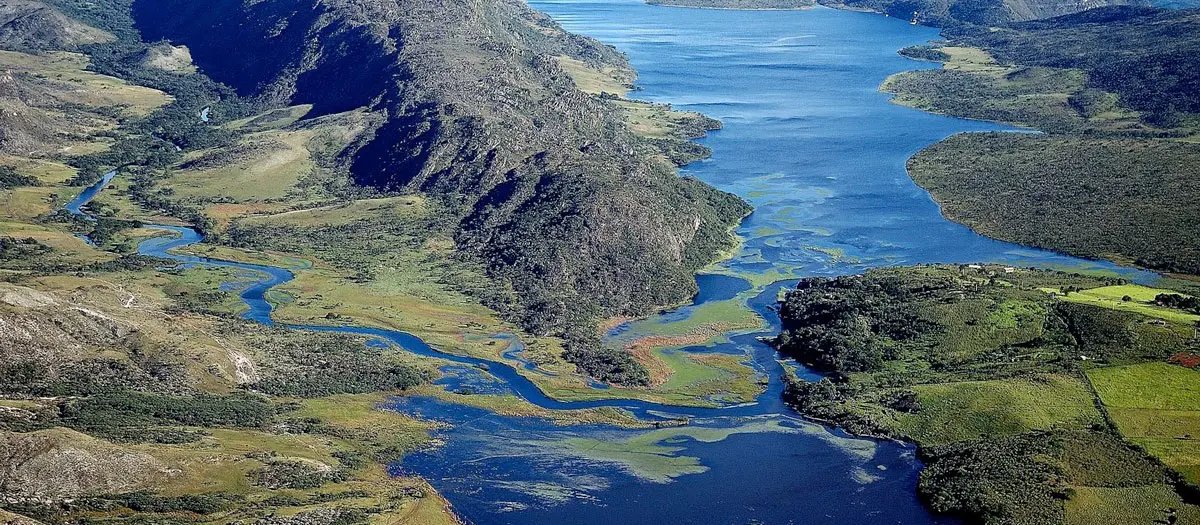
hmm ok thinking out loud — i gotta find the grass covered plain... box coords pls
[1090,362,1200,485]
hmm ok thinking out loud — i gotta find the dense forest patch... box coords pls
[908,133,1200,275]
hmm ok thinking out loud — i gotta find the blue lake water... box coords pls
[62,2,1162,523]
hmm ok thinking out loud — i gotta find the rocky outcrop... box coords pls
[0,428,173,504]
[138,42,194,73]
[0,0,112,51]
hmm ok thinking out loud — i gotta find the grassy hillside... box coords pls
[775,265,1200,524]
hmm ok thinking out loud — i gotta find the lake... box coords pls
[89,1,1155,522]
[386,2,1152,523]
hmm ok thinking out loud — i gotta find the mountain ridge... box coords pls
[130,0,750,383]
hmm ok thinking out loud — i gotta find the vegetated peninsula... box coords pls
[885,6,1200,276]
[821,0,1146,25]
[646,0,1142,24]
[775,265,1200,524]
[646,0,815,9]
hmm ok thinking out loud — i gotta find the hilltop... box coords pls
[0,0,112,51]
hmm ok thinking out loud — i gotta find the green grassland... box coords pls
[1090,362,1200,485]
[0,49,171,118]
[1066,485,1200,525]
[896,374,1104,445]
[1051,284,1200,324]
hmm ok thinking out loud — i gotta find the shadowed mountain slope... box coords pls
[132,0,750,383]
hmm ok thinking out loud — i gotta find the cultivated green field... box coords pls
[1090,362,1200,484]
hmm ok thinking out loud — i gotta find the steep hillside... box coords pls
[0,0,112,51]
[131,0,750,382]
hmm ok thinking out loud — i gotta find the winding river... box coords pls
[66,1,1161,523]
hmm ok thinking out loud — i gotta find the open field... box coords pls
[224,104,314,131]
[1090,362,1200,485]
[0,50,171,117]
[1066,485,1200,525]
[554,55,633,96]
[237,196,428,228]
[1048,284,1200,324]
[167,129,320,202]
[897,374,1104,446]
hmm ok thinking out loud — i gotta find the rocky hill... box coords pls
[131,0,749,383]
[0,0,111,51]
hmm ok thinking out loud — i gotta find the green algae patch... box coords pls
[554,417,877,483]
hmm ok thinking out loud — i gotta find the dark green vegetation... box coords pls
[239,328,431,398]
[910,135,1200,274]
[647,0,815,8]
[919,430,1179,524]
[130,0,749,384]
[776,265,1200,524]
[821,0,1142,26]
[1157,293,1200,314]
[0,166,39,190]
[946,7,1200,126]
[887,6,1200,276]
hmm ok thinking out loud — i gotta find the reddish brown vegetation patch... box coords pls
[1168,352,1200,369]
